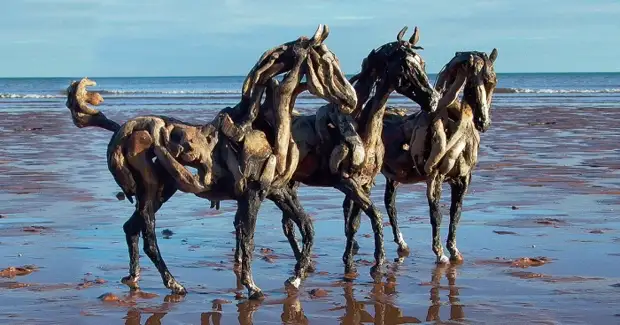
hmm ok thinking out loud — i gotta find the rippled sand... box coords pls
[1,106,619,324]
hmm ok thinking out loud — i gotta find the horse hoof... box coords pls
[306,262,316,274]
[370,264,386,278]
[436,255,450,265]
[344,263,357,276]
[394,256,406,263]
[248,290,265,300]
[170,283,187,295]
[121,276,140,290]
[397,245,410,257]
[450,252,464,264]
[167,279,187,295]
[285,277,302,289]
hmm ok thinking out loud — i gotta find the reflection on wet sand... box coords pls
[125,310,166,325]
[339,281,422,324]
[123,294,184,325]
[425,264,464,323]
[336,264,463,324]
[119,265,465,324]
[201,301,224,325]
[280,294,308,325]
[202,268,309,325]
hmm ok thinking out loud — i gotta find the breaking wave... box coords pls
[97,89,241,95]
[495,88,620,94]
[5,87,620,100]
[1,89,242,99]
[0,93,62,99]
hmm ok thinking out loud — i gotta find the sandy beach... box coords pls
[1,102,619,324]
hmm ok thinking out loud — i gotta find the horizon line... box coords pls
[1,71,619,79]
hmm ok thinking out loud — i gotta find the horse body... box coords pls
[273,26,440,275]
[64,25,356,299]
[375,49,498,264]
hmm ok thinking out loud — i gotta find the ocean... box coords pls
[1,73,619,323]
[1,73,619,115]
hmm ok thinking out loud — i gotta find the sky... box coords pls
[1,0,619,77]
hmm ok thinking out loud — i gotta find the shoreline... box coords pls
[1,106,619,323]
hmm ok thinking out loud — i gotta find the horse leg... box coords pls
[121,194,177,291]
[121,142,178,292]
[335,178,385,275]
[427,171,448,264]
[237,202,301,270]
[282,217,302,261]
[447,174,470,263]
[342,199,362,274]
[384,178,409,254]
[285,188,315,276]
[130,154,184,294]
[269,188,315,288]
[281,181,303,264]
[237,188,263,299]
[121,210,143,290]
[234,214,242,267]
[342,197,361,254]
[140,191,186,294]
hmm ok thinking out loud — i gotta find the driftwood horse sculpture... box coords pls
[65,25,357,299]
[266,26,440,275]
[349,49,498,264]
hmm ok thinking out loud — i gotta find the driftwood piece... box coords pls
[417,64,469,174]
[224,24,357,181]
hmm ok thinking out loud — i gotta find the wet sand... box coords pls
[1,106,619,324]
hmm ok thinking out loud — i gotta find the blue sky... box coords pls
[2,0,619,77]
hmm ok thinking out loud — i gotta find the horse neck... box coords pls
[350,72,377,120]
[435,66,472,123]
[456,75,482,124]
[356,80,392,147]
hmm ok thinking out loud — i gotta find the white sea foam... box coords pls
[0,93,61,99]
[98,89,241,95]
[496,88,620,94]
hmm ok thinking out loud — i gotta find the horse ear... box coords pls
[396,26,408,42]
[409,26,420,46]
[310,24,325,46]
[468,54,475,68]
[319,24,330,43]
[489,48,498,63]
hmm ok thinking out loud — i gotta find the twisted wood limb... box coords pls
[66,78,137,202]
[427,171,449,264]
[65,78,119,132]
[153,145,208,194]
[274,49,305,175]
[337,113,365,170]
[329,144,350,176]
[384,179,408,254]
[224,24,357,188]
[324,108,365,176]
[110,116,219,196]
[221,85,267,142]
[271,138,299,188]
[410,65,469,175]
[236,188,264,299]
[446,174,470,262]
[307,45,357,114]
[268,187,315,287]
[335,178,385,275]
